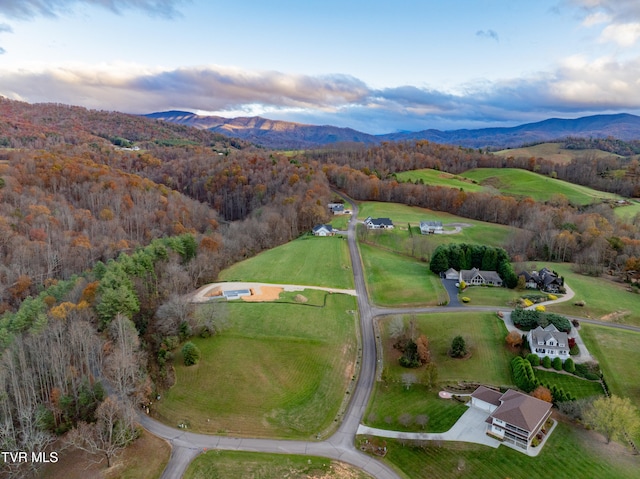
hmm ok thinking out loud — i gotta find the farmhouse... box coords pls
[364,216,394,229]
[312,224,335,236]
[471,386,552,450]
[527,324,570,361]
[459,267,503,286]
[419,220,443,234]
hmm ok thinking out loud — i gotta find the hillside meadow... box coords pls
[460,168,622,205]
[219,234,354,289]
[154,292,358,439]
[494,142,622,164]
[395,168,485,193]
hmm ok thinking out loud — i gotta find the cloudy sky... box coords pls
[1,0,640,133]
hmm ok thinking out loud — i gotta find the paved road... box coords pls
[141,193,640,478]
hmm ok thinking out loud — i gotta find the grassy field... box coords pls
[534,369,604,400]
[155,293,358,439]
[358,243,447,306]
[579,324,640,403]
[395,168,486,193]
[494,142,622,164]
[364,383,468,433]
[613,199,640,221]
[185,451,373,479]
[219,234,354,289]
[460,168,622,205]
[357,201,516,250]
[378,420,639,479]
[543,263,640,326]
[380,312,514,387]
[456,286,523,307]
[329,214,351,230]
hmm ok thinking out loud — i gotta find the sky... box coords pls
[1,0,640,133]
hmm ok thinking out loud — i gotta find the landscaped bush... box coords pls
[461,297,470,303]
[535,305,546,312]
[563,358,575,373]
[512,308,571,333]
[526,353,540,367]
[547,294,558,301]
[542,356,552,368]
[570,344,580,356]
[552,357,563,371]
[181,341,201,366]
[522,298,534,307]
[511,356,539,392]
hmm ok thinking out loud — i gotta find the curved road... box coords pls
[141,195,640,479]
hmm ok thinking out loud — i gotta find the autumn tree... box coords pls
[505,330,523,348]
[416,334,431,364]
[532,385,553,403]
[584,396,640,446]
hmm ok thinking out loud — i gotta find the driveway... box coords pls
[441,278,462,307]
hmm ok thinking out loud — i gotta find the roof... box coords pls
[471,386,502,407]
[365,216,393,226]
[312,224,333,233]
[530,324,568,345]
[444,268,458,276]
[420,220,443,227]
[460,268,503,283]
[491,389,552,433]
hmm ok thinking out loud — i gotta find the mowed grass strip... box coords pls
[456,286,523,307]
[155,294,358,439]
[364,383,467,433]
[544,263,640,326]
[534,369,604,400]
[219,234,354,289]
[358,243,446,306]
[184,451,373,479]
[580,324,640,403]
[379,420,639,479]
[395,168,486,193]
[379,313,514,386]
[461,168,622,205]
[357,201,516,249]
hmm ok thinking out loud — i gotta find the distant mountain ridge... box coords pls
[144,111,640,149]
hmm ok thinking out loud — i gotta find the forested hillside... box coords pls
[1,98,640,477]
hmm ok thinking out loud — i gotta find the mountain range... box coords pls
[144,111,640,150]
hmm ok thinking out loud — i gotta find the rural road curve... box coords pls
[141,193,640,478]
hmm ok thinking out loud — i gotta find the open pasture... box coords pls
[219,234,354,289]
[395,168,485,193]
[494,142,622,164]
[460,168,622,205]
[155,293,358,439]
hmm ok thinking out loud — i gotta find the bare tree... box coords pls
[415,414,429,430]
[155,294,194,336]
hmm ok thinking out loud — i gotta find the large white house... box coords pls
[419,220,443,234]
[364,216,394,229]
[527,324,570,361]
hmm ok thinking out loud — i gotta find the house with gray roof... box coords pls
[471,386,553,450]
[364,216,394,229]
[528,324,570,361]
[312,224,335,236]
[459,267,503,286]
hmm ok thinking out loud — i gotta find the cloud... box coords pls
[0,0,185,20]
[599,22,640,46]
[1,60,639,133]
[476,29,499,42]
[570,0,640,45]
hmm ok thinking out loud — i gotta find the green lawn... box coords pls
[380,312,514,387]
[580,324,640,404]
[614,199,640,221]
[461,168,622,205]
[534,369,604,400]
[184,451,373,479]
[379,421,639,479]
[395,168,486,193]
[357,201,516,251]
[544,263,640,326]
[457,286,523,307]
[364,383,468,433]
[329,214,351,230]
[219,234,354,289]
[155,293,358,439]
[359,243,447,306]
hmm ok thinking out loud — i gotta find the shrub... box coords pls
[522,299,534,307]
[526,353,540,367]
[547,294,558,301]
[399,340,421,368]
[585,372,600,381]
[563,358,576,374]
[450,335,467,358]
[181,341,201,366]
[570,344,580,356]
[552,357,563,371]
[542,356,552,368]
[461,297,470,303]
[511,356,539,392]
[535,305,546,312]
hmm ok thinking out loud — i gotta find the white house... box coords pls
[364,216,394,229]
[328,203,345,215]
[419,220,443,234]
[527,324,570,361]
[312,224,335,236]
